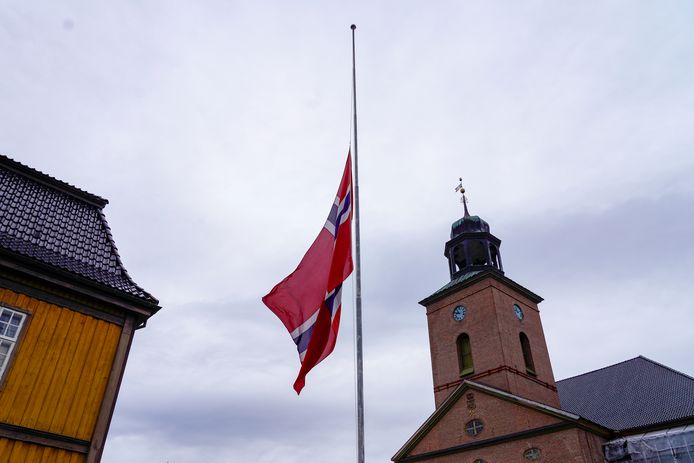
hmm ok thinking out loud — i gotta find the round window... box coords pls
[473,459,487,463]
[524,447,541,460]
[465,419,484,436]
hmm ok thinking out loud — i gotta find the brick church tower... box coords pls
[392,189,608,463]
[420,196,560,409]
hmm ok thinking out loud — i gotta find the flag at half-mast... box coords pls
[262,153,353,394]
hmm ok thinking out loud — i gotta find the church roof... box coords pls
[419,268,543,306]
[450,215,490,237]
[557,356,694,433]
[0,154,158,305]
[421,270,483,301]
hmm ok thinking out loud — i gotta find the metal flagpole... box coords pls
[350,23,365,463]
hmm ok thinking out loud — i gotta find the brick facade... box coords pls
[394,375,607,463]
[424,276,559,408]
[393,257,610,461]
[403,386,605,463]
[393,211,613,463]
[413,427,605,463]
[411,388,562,455]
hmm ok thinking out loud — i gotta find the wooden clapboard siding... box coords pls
[0,288,121,441]
[75,323,120,440]
[0,438,8,460]
[61,325,110,438]
[0,437,85,463]
[50,318,98,435]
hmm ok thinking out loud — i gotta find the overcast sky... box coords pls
[2,1,693,462]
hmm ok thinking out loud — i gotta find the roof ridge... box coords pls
[466,380,581,420]
[557,356,644,383]
[637,355,694,382]
[0,153,108,209]
[558,356,694,384]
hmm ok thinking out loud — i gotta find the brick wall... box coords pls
[415,427,604,463]
[411,388,561,455]
[405,388,605,463]
[424,276,560,408]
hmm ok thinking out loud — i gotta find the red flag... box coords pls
[262,153,353,394]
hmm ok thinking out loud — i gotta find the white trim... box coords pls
[470,381,579,420]
[0,305,27,379]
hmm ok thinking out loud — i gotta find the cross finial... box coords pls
[454,178,470,217]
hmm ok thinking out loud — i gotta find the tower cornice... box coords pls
[419,268,543,307]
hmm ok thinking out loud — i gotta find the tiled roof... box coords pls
[0,154,157,304]
[419,270,483,303]
[420,268,543,306]
[557,356,694,432]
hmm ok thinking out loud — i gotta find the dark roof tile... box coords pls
[0,154,157,304]
[557,356,694,432]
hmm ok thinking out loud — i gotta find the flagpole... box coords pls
[350,24,365,463]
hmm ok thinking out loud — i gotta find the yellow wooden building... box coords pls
[0,155,160,463]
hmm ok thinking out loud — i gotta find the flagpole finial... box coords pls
[351,24,356,30]
[455,178,471,217]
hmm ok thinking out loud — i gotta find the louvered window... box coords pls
[457,333,474,376]
[520,332,536,376]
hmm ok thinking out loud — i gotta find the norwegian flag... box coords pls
[262,153,353,394]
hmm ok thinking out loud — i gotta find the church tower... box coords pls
[420,187,560,409]
[393,183,691,463]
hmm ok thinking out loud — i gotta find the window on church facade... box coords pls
[520,332,536,376]
[465,419,484,436]
[473,459,487,463]
[0,306,27,380]
[457,333,474,376]
[469,240,487,265]
[489,244,499,269]
[453,245,467,271]
[523,447,541,460]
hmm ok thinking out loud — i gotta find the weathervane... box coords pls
[455,177,471,217]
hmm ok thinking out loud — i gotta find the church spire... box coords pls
[445,183,503,279]
[454,178,471,218]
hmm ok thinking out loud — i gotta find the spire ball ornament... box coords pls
[455,178,470,217]
[455,177,464,194]
[445,181,503,278]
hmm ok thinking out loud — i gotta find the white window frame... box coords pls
[0,305,28,380]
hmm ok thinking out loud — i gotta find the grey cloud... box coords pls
[3,1,694,463]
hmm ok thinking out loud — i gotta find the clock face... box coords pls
[513,304,524,321]
[453,305,466,321]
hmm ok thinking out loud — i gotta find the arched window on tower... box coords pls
[469,240,487,266]
[520,332,536,376]
[489,244,499,269]
[453,244,467,271]
[457,333,474,376]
